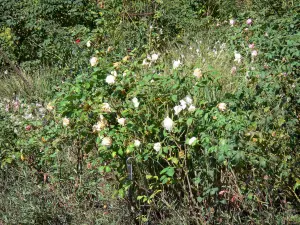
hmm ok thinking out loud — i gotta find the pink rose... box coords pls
[246,18,252,25]
[249,43,255,49]
[251,50,258,57]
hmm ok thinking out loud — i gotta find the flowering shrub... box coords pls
[0,1,299,224]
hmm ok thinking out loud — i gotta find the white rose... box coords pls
[90,57,98,67]
[63,117,70,126]
[217,103,227,112]
[86,40,91,48]
[193,68,202,78]
[174,105,183,115]
[188,137,197,145]
[117,118,126,126]
[173,60,181,69]
[46,102,54,111]
[132,97,139,108]
[188,105,196,112]
[106,75,116,84]
[234,52,242,64]
[180,99,187,110]
[134,140,141,147]
[101,137,112,147]
[151,53,159,61]
[185,96,193,105]
[162,116,174,132]
[101,103,111,112]
[153,142,161,152]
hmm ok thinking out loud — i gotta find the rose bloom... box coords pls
[193,68,202,78]
[188,137,197,145]
[142,59,149,66]
[92,117,107,132]
[188,105,196,112]
[229,19,235,26]
[249,43,255,49]
[134,140,141,147]
[46,102,54,111]
[101,103,111,112]
[234,51,242,64]
[173,60,181,69]
[117,117,126,126]
[251,50,258,57]
[86,40,91,48]
[162,116,174,132]
[25,125,32,131]
[151,53,159,61]
[105,75,116,84]
[184,96,193,105]
[180,99,187,110]
[153,142,161,152]
[217,103,227,112]
[246,18,252,25]
[174,105,183,115]
[132,97,139,108]
[101,137,112,147]
[90,57,98,67]
[63,117,70,126]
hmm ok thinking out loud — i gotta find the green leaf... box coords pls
[187,118,193,126]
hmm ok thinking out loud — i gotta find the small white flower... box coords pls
[153,142,161,152]
[46,102,54,111]
[106,75,116,84]
[93,116,108,132]
[196,49,200,54]
[117,117,126,126]
[90,57,98,67]
[132,97,139,108]
[63,117,70,126]
[180,99,187,109]
[142,59,149,66]
[188,105,196,112]
[4,70,8,75]
[162,116,174,132]
[234,51,242,64]
[217,103,227,112]
[251,50,258,57]
[188,137,197,145]
[101,137,112,147]
[229,19,235,26]
[173,60,181,69]
[23,113,33,120]
[134,140,141,147]
[151,53,159,62]
[184,96,193,105]
[111,70,117,77]
[93,121,102,132]
[193,68,202,78]
[101,103,111,112]
[86,40,91,48]
[174,105,183,115]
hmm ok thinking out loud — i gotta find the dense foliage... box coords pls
[1,0,299,224]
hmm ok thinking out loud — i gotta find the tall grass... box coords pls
[0,67,61,102]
